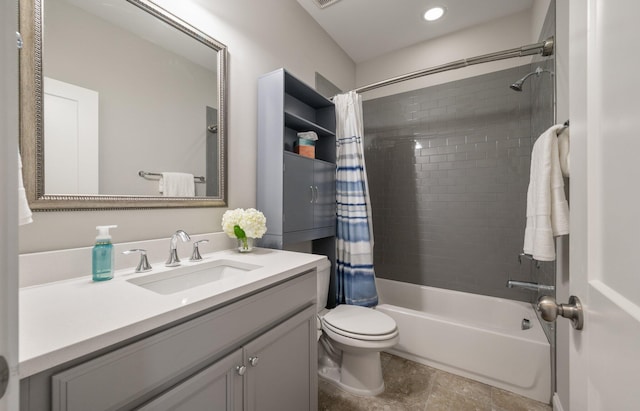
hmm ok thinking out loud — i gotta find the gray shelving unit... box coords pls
[256,68,337,301]
[257,68,336,250]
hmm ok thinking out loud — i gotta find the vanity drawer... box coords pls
[51,271,316,411]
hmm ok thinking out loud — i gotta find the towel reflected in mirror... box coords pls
[159,172,195,197]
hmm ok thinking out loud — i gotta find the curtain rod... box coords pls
[352,36,554,94]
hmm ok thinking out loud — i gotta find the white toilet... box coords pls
[315,258,399,396]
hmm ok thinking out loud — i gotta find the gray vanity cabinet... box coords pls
[258,68,336,249]
[139,306,316,411]
[21,272,317,411]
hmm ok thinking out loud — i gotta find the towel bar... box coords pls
[138,170,206,184]
[557,119,569,134]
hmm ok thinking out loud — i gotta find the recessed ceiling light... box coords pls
[423,6,445,22]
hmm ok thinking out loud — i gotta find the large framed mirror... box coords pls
[19,0,228,210]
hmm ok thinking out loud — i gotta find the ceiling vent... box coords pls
[313,0,342,9]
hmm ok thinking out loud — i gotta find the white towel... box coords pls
[523,124,569,261]
[557,127,570,177]
[18,152,33,225]
[159,172,195,197]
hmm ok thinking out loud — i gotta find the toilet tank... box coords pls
[316,257,331,310]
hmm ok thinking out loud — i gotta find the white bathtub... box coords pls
[376,278,551,403]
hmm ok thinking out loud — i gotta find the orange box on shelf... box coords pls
[294,145,315,158]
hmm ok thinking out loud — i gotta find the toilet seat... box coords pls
[322,305,398,341]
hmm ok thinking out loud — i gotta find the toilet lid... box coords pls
[322,305,397,337]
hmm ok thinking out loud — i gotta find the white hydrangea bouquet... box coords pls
[222,208,267,252]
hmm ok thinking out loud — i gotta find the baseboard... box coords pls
[553,393,566,411]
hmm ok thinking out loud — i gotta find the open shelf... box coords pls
[284,111,335,137]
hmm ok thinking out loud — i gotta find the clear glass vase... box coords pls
[237,237,254,253]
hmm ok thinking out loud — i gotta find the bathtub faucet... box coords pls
[506,280,555,293]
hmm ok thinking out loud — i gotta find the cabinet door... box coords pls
[283,154,314,232]
[138,349,243,411]
[244,306,317,411]
[313,161,336,230]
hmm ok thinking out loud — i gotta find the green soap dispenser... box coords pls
[92,225,118,281]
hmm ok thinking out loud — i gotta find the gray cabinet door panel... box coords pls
[283,153,314,232]
[313,161,336,230]
[283,153,336,235]
[244,306,316,411]
[137,349,243,411]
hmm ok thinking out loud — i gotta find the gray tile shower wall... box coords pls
[363,65,541,302]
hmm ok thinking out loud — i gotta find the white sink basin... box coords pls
[127,259,262,295]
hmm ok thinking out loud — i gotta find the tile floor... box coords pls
[318,353,552,411]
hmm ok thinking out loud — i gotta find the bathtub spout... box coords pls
[506,280,555,292]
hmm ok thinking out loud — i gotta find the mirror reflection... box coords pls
[44,0,218,197]
[20,0,227,209]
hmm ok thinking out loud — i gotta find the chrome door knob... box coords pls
[537,295,584,330]
[236,365,247,376]
[249,356,259,367]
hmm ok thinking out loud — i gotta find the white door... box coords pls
[0,1,21,409]
[569,1,640,410]
[44,77,99,194]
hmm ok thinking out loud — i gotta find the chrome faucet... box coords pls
[166,230,191,267]
[506,280,555,293]
[122,249,152,273]
[190,239,209,262]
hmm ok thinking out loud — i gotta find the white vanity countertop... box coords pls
[19,248,326,378]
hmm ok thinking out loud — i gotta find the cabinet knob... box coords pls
[236,365,247,376]
[309,186,314,203]
[249,356,259,367]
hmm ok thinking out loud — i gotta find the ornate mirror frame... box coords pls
[19,0,228,210]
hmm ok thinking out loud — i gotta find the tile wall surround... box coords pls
[363,64,543,302]
[19,232,236,288]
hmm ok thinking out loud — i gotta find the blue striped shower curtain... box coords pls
[334,91,378,307]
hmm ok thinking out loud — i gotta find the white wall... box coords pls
[19,0,355,253]
[355,9,534,100]
[531,0,553,44]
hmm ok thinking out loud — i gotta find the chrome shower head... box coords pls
[509,80,525,92]
[509,66,553,92]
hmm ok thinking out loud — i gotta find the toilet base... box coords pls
[318,347,385,396]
